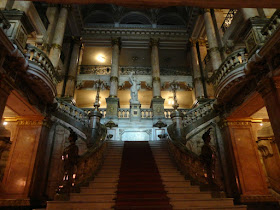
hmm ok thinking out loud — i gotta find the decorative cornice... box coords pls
[17,120,43,126]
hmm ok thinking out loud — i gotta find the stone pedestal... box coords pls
[151,97,165,120]
[88,110,102,147]
[106,97,119,120]
[130,102,141,122]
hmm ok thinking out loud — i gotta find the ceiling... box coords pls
[30,0,280,8]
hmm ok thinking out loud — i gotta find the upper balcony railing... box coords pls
[25,44,59,84]
[183,100,215,125]
[79,65,191,76]
[261,9,280,41]
[221,9,238,33]
[212,48,247,87]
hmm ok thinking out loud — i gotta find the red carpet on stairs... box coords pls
[114,141,172,210]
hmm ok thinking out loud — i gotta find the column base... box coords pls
[151,97,165,120]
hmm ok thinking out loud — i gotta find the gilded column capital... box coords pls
[111,37,121,48]
[51,43,62,50]
[110,76,119,82]
[152,77,161,82]
[150,38,160,47]
[189,38,197,47]
[203,9,211,13]
[197,39,207,46]
[73,36,82,45]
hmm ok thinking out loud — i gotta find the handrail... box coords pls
[25,44,59,84]
[221,9,238,33]
[212,48,247,87]
[167,139,223,190]
[184,100,215,125]
[261,9,280,41]
[57,99,89,126]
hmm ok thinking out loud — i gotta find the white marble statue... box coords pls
[129,72,141,103]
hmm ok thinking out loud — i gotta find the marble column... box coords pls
[257,77,280,153]
[150,38,164,119]
[64,37,81,101]
[106,38,121,120]
[220,119,269,202]
[48,6,68,69]
[203,9,222,72]
[43,5,59,53]
[241,8,259,20]
[198,39,215,98]
[190,38,204,100]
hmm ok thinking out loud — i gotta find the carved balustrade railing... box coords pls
[167,139,224,190]
[221,9,238,33]
[164,109,189,118]
[212,48,247,87]
[82,108,106,118]
[0,10,11,32]
[141,109,153,118]
[261,9,280,41]
[184,100,215,125]
[25,44,59,84]
[79,65,190,76]
[118,108,130,118]
[57,100,89,125]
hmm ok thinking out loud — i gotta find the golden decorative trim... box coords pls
[189,38,197,46]
[17,120,43,126]
[51,43,62,50]
[197,39,207,46]
[152,77,161,82]
[110,76,119,82]
[109,95,118,98]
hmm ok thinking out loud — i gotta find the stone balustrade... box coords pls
[184,100,215,125]
[261,10,280,41]
[25,44,59,84]
[221,9,238,33]
[141,109,153,118]
[118,108,130,118]
[213,48,247,87]
[57,100,89,125]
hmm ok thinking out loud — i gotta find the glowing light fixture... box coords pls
[3,121,7,126]
[260,123,263,126]
[96,54,105,63]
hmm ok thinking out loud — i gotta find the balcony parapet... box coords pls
[24,44,59,103]
[79,65,190,76]
[184,100,215,125]
[261,10,280,41]
[212,48,247,101]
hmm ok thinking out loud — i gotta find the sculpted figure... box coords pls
[129,72,141,103]
[200,128,215,184]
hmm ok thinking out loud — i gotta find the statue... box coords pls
[56,128,79,197]
[129,72,141,103]
[200,128,215,184]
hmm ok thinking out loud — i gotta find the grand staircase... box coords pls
[47,140,247,210]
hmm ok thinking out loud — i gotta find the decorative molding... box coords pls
[111,37,121,47]
[150,38,160,47]
[152,77,160,82]
[17,120,43,126]
[110,76,119,82]
[51,43,62,50]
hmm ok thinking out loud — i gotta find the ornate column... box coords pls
[257,77,280,152]
[64,37,81,102]
[48,6,69,69]
[106,38,121,120]
[150,38,164,120]
[190,38,204,101]
[43,5,59,53]
[241,8,259,20]
[203,9,222,72]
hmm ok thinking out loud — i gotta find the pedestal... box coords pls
[130,102,141,122]
[151,97,165,120]
[106,97,119,120]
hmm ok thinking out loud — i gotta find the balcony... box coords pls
[212,48,248,102]
[25,44,59,103]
